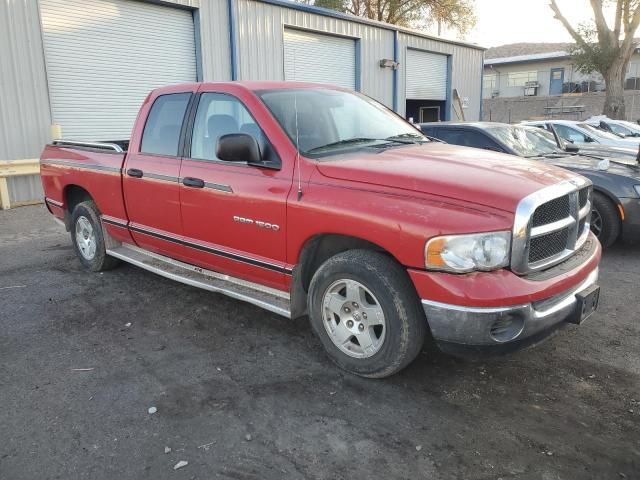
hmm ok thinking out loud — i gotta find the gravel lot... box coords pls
[1,205,639,480]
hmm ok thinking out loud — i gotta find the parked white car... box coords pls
[584,116,640,138]
[523,119,640,147]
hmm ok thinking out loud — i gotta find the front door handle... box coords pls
[127,168,144,178]
[182,177,205,188]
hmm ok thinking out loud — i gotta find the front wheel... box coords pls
[70,200,120,272]
[308,250,427,378]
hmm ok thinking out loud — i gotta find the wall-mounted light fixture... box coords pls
[379,59,399,70]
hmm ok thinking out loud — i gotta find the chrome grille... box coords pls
[579,188,589,208]
[511,178,592,274]
[528,228,569,263]
[532,195,570,226]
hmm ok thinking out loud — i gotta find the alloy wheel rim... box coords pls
[321,279,386,359]
[591,208,603,238]
[75,216,97,260]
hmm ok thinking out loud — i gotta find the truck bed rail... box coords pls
[52,139,127,153]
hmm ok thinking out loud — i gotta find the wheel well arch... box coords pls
[62,185,94,229]
[592,186,622,219]
[289,233,402,319]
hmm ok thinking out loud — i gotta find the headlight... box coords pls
[635,185,640,197]
[425,231,511,273]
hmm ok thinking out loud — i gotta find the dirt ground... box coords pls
[1,205,638,480]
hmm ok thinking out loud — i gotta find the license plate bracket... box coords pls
[569,284,600,325]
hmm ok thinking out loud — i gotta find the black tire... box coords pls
[592,192,621,248]
[70,200,120,272]
[308,249,427,378]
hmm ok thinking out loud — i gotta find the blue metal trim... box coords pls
[354,39,361,91]
[392,30,399,112]
[253,0,484,51]
[193,9,203,82]
[479,57,484,120]
[445,55,452,121]
[227,0,238,80]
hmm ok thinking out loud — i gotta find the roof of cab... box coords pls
[151,81,347,96]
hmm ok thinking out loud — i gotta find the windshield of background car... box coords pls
[618,120,640,134]
[486,125,558,156]
[257,88,427,157]
[578,123,625,140]
[605,122,634,136]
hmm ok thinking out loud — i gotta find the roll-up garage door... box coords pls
[39,0,197,141]
[283,29,356,89]
[405,49,448,100]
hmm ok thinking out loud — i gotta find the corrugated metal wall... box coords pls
[0,0,231,207]
[196,0,232,81]
[398,33,484,120]
[8,175,44,205]
[0,0,51,161]
[234,0,395,107]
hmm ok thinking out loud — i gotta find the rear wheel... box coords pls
[70,201,120,272]
[591,192,621,248]
[308,250,426,378]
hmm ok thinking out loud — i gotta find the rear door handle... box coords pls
[182,177,205,188]
[127,168,144,178]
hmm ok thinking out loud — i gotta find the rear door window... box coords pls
[140,93,191,156]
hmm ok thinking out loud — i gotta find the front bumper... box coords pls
[422,267,599,354]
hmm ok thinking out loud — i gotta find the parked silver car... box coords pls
[523,119,640,148]
[584,116,640,138]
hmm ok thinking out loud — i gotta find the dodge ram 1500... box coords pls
[41,82,601,377]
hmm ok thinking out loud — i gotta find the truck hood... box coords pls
[314,143,578,213]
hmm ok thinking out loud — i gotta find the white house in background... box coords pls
[483,49,640,99]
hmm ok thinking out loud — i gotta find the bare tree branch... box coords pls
[621,6,640,54]
[549,0,590,47]
[589,0,611,44]
[614,0,623,39]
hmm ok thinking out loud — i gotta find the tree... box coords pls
[550,0,640,119]
[306,0,476,36]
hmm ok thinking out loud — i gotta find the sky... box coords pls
[455,0,615,48]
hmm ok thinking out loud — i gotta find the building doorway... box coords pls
[406,99,446,123]
[550,68,565,96]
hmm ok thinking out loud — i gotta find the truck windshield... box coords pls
[486,125,560,157]
[257,88,427,157]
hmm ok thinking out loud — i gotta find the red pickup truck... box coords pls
[41,82,601,378]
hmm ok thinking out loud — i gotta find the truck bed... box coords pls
[40,140,129,231]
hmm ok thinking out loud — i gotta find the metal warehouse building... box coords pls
[0,0,484,208]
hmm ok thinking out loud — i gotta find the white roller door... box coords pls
[283,29,356,89]
[405,49,448,100]
[39,0,197,141]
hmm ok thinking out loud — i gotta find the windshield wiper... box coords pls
[306,138,383,153]
[524,151,565,158]
[385,133,428,144]
[306,136,419,153]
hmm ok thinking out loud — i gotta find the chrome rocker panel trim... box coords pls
[106,243,291,318]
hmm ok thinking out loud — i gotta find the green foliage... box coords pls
[305,0,476,35]
[567,23,619,75]
[313,0,348,12]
